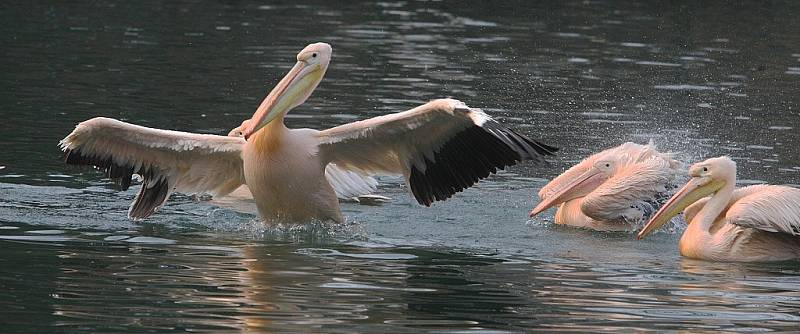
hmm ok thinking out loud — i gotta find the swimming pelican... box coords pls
[637,156,800,262]
[60,42,556,223]
[529,142,680,231]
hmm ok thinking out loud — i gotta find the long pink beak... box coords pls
[243,61,307,140]
[637,177,721,240]
[530,169,606,217]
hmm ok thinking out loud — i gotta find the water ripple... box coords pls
[2,1,800,333]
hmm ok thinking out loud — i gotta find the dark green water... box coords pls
[1,1,799,332]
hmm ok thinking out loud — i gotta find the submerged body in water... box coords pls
[530,142,681,231]
[639,156,800,262]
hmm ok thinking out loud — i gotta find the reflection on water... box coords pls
[2,0,800,332]
[2,222,799,333]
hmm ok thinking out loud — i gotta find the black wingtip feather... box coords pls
[507,127,558,156]
[64,148,135,191]
[128,173,170,219]
[408,122,557,206]
[63,148,171,219]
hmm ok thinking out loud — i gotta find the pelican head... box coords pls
[228,119,250,137]
[637,156,734,239]
[529,157,618,217]
[242,42,332,139]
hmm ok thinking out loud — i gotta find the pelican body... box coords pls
[60,42,556,223]
[638,157,800,262]
[529,142,680,231]
[244,127,342,221]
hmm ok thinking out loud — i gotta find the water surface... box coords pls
[1,1,799,332]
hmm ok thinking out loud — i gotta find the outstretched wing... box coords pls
[60,117,245,219]
[725,184,800,236]
[316,99,557,206]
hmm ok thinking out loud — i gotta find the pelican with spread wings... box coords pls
[60,42,556,223]
[638,156,800,262]
[529,142,680,231]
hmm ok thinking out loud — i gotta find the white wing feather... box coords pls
[581,157,675,222]
[726,184,800,236]
[60,117,245,219]
[316,99,475,174]
[61,117,379,219]
[316,98,556,205]
[325,163,378,199]
[539,141,676,199]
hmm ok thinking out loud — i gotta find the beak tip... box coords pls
[530,202,548,217]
